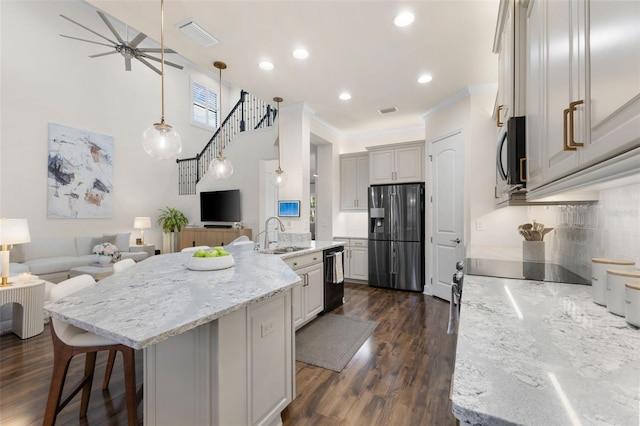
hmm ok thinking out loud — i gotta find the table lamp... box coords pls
[133,216,152,245]
[0,218,31,287]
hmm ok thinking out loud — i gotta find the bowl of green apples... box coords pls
[186,247,234,270]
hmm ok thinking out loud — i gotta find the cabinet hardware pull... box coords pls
[496,104,506,127]
[293,262,298,266]
[563,107,576,151]
[494,186,499,199]
[519,158,527,182]
[569,100,584,148]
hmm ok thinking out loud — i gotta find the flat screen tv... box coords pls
[200,189,241,222]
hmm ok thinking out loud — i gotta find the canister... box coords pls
[625,282,640,327]
[591,258,634,305]
[606,269,640,316]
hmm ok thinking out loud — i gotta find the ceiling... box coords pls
[87,0,500,137]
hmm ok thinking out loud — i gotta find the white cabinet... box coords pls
[340,153,369,210]
[284,252,323,329]
[334,238,368,282]
[367,143,424,185]
[494,0,515,128]
[525,0,640,193]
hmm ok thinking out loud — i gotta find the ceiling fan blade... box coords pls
[128,32,147,48]
[96,11,124,44]
[89,51,119,58]
[138,48,177,54]
[139,53,184,70]
[60,34,115,49]
[59,14,117,45]
[125,57,132,72]
[136,57,161,75]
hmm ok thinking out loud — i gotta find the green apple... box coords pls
[193,250,208,258]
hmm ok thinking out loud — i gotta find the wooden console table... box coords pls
[0,279,45,339]
[180,228,252,250]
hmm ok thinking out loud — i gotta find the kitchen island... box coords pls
[44,246,301,426]
[452,275,640,425]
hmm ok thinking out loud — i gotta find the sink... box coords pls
[260,246,309,255]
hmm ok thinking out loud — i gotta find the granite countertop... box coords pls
[452,275,640,425]
[44,245,301,350]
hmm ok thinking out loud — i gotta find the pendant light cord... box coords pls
[160,0,166,123]
[277,99,281,170]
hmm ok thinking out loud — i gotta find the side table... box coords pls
[129,244,155,257]
[0,279,45,339]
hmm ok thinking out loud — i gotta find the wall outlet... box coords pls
[476,220,485,231]
[261,320,275,337]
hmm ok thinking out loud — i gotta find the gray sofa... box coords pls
[9,232,148,283]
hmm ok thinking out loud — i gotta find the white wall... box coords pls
[0,0,274,248]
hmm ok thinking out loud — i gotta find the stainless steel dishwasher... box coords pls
[323,246,345,313]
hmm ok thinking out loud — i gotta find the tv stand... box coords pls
[180,228,252,250]
[204,224,232,229]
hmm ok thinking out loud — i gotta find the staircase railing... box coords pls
[176,90,277,195]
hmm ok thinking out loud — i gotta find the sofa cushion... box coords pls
[24,256,92,275]
[75,236,94,256]
[103,233,131,253]
[19,237,77,262]
[9,262,30,274]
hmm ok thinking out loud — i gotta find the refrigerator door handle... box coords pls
[389,191,395,241]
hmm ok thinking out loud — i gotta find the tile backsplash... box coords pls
[543,183,640,278]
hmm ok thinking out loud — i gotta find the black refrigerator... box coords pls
[368,183,425,292]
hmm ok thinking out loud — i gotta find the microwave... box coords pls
[496,116,526,187]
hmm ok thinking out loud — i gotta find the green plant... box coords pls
[157,207,188,233]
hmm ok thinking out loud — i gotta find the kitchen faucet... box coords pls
[264,216,285,249]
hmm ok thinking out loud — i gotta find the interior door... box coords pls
[430,131,464,301]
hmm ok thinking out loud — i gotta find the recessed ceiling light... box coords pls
[293,48,309,59]
[418,74,433,84]
[339,92,352,101]
[394,12,415,27]
[259,61,274,70]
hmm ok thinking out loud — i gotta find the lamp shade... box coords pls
[0,218,31,245]
[133,217,152,229]
[142,123,182,160]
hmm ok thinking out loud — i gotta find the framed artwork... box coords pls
[47,123,114,218]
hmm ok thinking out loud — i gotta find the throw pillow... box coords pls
[103,233,131,252]
[91,235,116,251]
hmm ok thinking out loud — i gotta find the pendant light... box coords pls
[273,97,286,187]
[142,0,182,160]
[209,61,234,179]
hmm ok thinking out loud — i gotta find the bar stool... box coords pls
[43,275,138,426]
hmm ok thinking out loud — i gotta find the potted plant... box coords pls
[157,207,189,253]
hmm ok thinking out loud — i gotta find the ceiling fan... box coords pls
[59,11,183,75]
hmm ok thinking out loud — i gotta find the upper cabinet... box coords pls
[494,0,527,127]
[340,153,369,210]
[525,0,640,193]
[367,142,424,185]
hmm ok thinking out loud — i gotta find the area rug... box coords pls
[295,314,378,372]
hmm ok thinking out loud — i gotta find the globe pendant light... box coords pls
[142,0,182,160]
[273,97,286,187]
[209,61,234,179]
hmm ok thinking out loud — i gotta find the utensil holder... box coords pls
[523,241,545,263]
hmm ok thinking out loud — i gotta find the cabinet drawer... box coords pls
[284,251,322,270]
[350,239,367,247]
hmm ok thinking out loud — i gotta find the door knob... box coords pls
[450,238,461,244]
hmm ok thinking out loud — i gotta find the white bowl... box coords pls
[606,269,640,316]
[186,254,234,271]
[625,282,640,327]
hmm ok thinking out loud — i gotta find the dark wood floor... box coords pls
[0,283,457,425]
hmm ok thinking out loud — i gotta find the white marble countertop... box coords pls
[275,240,345,259]
[452,275,640,426]
[44,245,301,350]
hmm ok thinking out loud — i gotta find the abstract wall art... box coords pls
[47,123,114,218]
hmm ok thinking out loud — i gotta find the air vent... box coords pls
[177,19,219,47]
[378,107,398,114]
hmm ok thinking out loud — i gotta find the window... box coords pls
[191,80,218,130]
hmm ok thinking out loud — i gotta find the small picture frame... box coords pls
[135,238,143,245]
[278,200,300,217]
